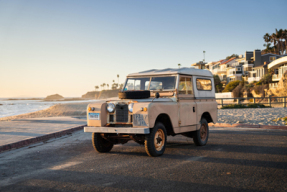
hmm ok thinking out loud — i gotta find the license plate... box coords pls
[89,113,100,120]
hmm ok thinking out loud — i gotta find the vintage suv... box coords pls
[84,67,217,157]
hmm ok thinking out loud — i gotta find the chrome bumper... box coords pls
[84,126,150,134]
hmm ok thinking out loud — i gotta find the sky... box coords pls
[0,0,287,98]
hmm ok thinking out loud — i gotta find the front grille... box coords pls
[115,104,128,122]
[109,114,114,122]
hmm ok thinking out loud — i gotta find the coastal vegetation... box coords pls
[221,103,268,109]
[263,29,287,55]
[222,80,241,92]
[272,117,287,125]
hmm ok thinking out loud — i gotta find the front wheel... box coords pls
[193,118,209,146]
[92,133,114,153]
[145,122,167,157]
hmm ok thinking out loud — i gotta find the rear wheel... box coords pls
[145,122,167,157]
[92,133,114,153]
[193,118,209,146]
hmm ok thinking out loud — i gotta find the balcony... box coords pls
[269,83,278,89]
[272,74,282,81]
[213,68,226,74]
[248,77,260,82]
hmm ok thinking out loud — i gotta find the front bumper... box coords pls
[84,126,150,134]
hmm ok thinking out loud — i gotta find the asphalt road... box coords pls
[0,127,287,192]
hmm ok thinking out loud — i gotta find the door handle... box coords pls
[193,107,195,112]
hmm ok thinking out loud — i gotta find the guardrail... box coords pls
[216,96,287,108]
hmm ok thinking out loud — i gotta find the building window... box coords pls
[274,69,278,74]
[270,56,276,61]
[236,67,241,71]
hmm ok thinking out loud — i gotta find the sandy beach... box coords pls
[0,102,89,121]
[1,102,286,126]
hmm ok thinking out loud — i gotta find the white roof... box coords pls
[128,67,213,77]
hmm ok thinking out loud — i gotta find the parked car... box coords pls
[84,67,217,157]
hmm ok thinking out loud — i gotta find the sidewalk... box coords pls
[0,117,86,153]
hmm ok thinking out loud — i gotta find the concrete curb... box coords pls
[0,125,86,153]
[209,123,287,130]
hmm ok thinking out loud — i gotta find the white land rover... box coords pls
[84,67,217,157]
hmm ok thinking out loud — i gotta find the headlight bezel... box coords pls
[128,103,134,113]
[106,103,115,113]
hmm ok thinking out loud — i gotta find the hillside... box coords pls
[81,89,120,99]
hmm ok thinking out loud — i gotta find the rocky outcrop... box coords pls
[268,71,287,96]
[98,90,119,99]
[81,91,100,99]
[44,94,64,101]
[81,90,120,99]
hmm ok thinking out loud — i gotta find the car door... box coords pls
[178,75,197,127]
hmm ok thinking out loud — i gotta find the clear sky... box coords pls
[0,0,287,98]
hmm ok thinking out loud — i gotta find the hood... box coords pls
[105,97,175,103]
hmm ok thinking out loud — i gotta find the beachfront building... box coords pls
[191,61,207,69]
[268,56,287,88]
[205,49,287,87]
[225,57,242,82]
[243,50,287,83]
[207,60,229,85]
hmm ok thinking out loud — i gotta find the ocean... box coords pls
[0,99,95,118]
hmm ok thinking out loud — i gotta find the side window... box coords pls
[196,79,212,90]
[178,77,193,94]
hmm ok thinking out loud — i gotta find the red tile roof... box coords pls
[221,57,236,64]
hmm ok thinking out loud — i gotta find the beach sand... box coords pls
[1,101,286,126]
[0,103,89,121]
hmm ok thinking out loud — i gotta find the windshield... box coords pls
[124,76,177,91]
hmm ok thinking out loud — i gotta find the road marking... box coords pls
[49,161,82,170]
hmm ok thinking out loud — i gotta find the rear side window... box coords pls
[178,77,193,94]
[196,79,212,90]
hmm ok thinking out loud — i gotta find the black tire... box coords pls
[193,118,209,146]
[118,91,150,99]
[145,122,167,157]
[92,133,114,153]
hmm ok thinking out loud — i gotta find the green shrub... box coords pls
[222,80,241,92]
[213,75,223,93]
[221,103,268,109]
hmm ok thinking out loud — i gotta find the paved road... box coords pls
[0,117,86,146]
[0,127,286,192]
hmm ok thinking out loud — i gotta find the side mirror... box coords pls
[155,92,160,98]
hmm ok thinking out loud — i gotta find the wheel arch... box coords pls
[155,113,175,136]
[201,112,213,123]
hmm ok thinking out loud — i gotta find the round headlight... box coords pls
[106,103,115,113]
[128,103,134,113]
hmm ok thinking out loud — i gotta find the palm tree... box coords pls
[263,33,271,43]
[95,85,99,91]
[263,29,287,55]
[263,43,273,54]
[103,83,106,90]
[271,32,278,54]
[107,84,109,89]
[178,63,181,68]
[284,29,287,54]
[117,74,119,85]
